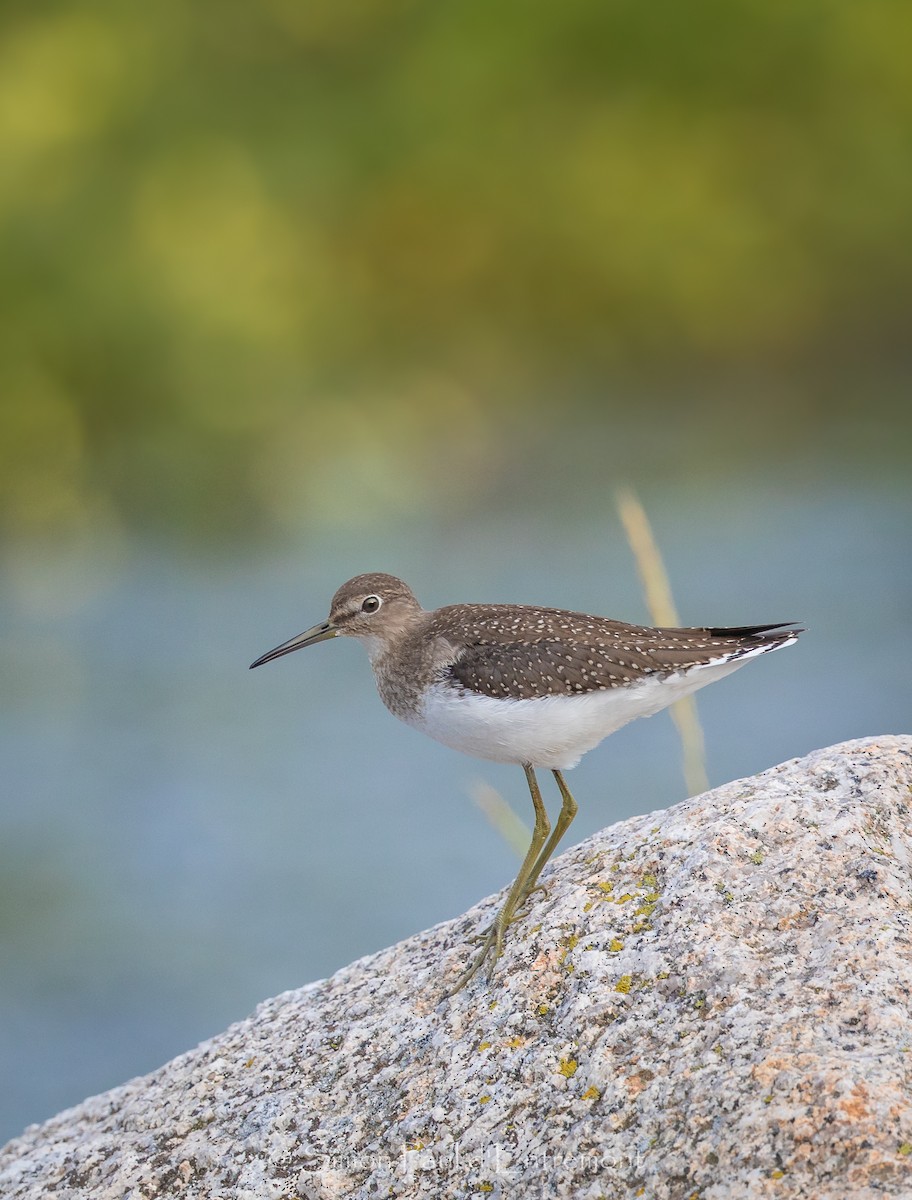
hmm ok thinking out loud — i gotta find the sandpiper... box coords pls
[250,573,801,992]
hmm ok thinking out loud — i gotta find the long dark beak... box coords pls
[249,620,338,669]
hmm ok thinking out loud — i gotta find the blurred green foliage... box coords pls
[1,0,911,542]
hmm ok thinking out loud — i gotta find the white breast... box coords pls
[403,653,769,770]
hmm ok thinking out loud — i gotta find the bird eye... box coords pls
[361,595,382,614]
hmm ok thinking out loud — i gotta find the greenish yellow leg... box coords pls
[514,769,578,909]
[447,764,550,995]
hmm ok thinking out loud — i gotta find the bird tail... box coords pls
[706,622,804,642]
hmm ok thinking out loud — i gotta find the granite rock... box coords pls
[2,736,912,1200]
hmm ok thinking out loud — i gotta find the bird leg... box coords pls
[513,769,578,910]
[447,764,550,995]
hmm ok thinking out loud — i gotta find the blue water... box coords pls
[1,475,910,1142]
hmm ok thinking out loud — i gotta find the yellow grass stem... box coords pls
[471,780,531,858]
[615,486,709,797]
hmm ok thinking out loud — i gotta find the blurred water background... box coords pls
[2,1,911,1144]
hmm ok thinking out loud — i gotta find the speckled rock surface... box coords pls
[2,736,912,1200]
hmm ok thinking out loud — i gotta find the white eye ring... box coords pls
[361,595,382,614]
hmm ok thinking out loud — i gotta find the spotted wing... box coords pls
[444,618,800,700]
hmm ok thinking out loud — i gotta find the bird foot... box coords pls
[447,884,552,995]
[465,884,549,947]
[446,926,502,996]
[511,882,549,921]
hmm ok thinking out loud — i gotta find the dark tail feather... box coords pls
[706,622,804,640]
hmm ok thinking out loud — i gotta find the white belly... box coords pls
[407,659,748,770]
